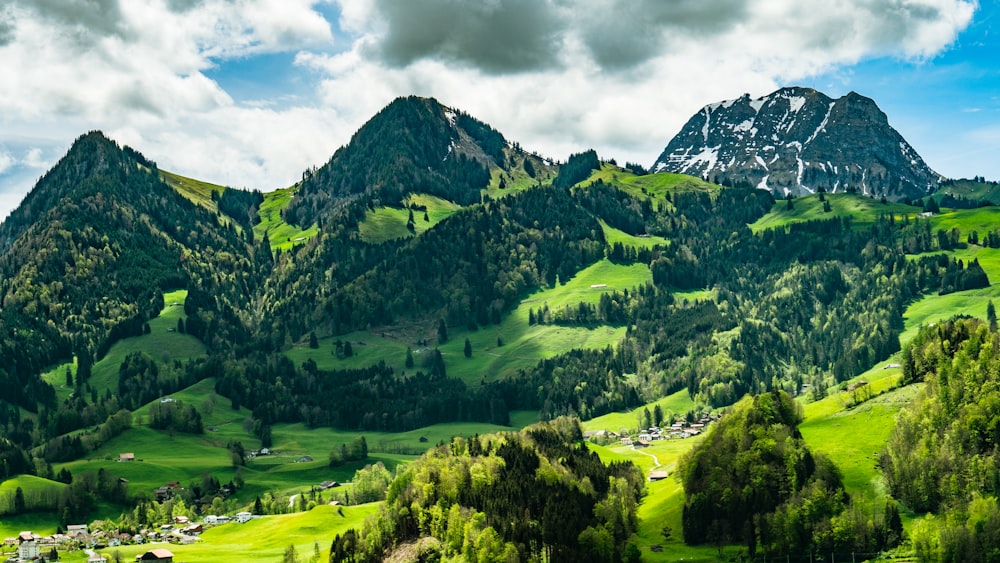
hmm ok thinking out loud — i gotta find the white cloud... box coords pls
[0,151,14,175]
[0,0,981,217]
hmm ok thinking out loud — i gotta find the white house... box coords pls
[235,511,252,523]
[18,532,41,561]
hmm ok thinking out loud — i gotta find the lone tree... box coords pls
[464,337,472,358]
[437,318,448,344]
[308,331,318,349]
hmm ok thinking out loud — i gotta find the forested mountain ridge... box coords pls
[284,95,506,228]
[0,132,263,416]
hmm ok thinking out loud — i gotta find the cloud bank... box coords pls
[0,0,978,217]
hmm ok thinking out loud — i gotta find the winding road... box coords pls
[631,446,661,469]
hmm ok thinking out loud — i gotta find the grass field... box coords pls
[930,205,1000,234]
[0,510,63,539]
[358,193,462,243]
[934,178,1000,202]
[287,258,649,384]
[51,503,378,563]
[483,151,558,198]
[582,389,696,434]
[161,170,225,211]
[253,185,320,252]
[600,220,669,249]
[87,290,208,397]
[582,165,720,202]
[750,192,921,233]
[900,245,1000,344]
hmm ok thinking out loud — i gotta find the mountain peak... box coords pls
[285,97,506,226]
[652,87,939,199]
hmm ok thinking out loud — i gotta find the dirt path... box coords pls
[632,446,661,469]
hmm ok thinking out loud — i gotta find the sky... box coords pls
[0,0,995,219]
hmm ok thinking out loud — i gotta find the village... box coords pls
[583,413,718,482]
[3,505,256,563]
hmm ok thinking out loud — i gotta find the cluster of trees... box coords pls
[148,400,203,434]
[328,436,368,467]
[40,409,132,463]
[680,390,902,558]
[328,418,644,562]
[216,354,509,432]
[552,149,601,189]
[215,187,264,232]
[883,317,1000,560]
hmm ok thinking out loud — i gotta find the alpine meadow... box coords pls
[2,82,1000,563]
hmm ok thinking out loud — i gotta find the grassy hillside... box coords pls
[53,503,378,563]
[750,192,920,232]
[357,193,462,243]
[583,165,719,199]
[935,178,1000,203]
[484,150,558,197]
[930,204,1000,234]
[600,219,669,249]
[582,389,696,434]
[87,289,208,397]
[160,170,225,211]
[254,185,320,252]
[286,258,649,384]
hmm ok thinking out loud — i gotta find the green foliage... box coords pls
[884,318,1000,513]
[330,418,644,562]
[680,390,850,557]
[329,436,368,467]
[553,149,601,189]
[217,186,264,231]
[286,96,492,228]
[148,400,203,434]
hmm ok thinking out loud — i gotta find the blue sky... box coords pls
[800,0,998,179]
[0,0,993,218]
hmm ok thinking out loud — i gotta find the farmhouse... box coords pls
[235,511,253,523]
[66,524,89,537]
[648,470,668,482]
[136,548,174,561]
[88,553,109,563]
[119,452,135,462]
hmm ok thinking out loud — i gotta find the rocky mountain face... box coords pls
[652,87,940,199]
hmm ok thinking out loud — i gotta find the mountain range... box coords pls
[0,87,997,561]
[652,86,941,199]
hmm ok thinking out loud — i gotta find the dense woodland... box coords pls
[883,317,1000,562]
[680,390,902,558]
[328,418,645,562]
